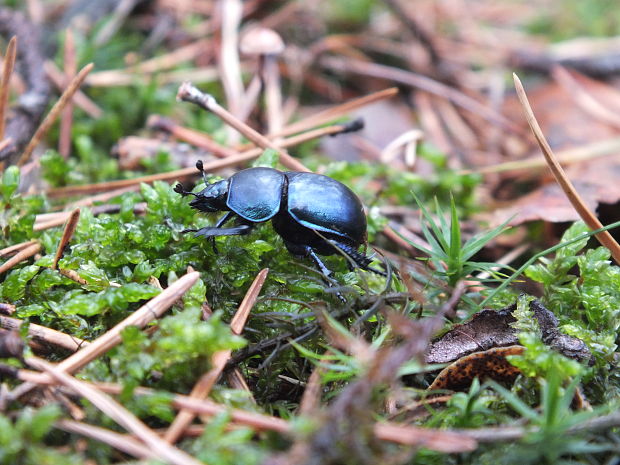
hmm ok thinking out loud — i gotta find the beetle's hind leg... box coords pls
[303,246,346,303]
[332,241,387,277]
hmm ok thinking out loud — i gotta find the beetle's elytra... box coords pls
[175,161,384,287]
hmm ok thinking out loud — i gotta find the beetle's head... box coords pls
[189,179,229,213]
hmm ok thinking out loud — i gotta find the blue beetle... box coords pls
[174,161,383,283]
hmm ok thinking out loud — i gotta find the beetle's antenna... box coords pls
[173,183,198,197]
[196,160,210,185]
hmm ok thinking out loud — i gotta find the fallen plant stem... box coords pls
[514,73,620,264]
[0,36,17,140]
[177,81,310,172]
[58,28,76,158]
[322,56,523,134]
[29,271,200,383]
[52,208,80,269]
[0,315,88,352]
[56,419,157,460]
[272,87,398,138]
[164,268,269,443]
[28,357,203,465]
[44,61,102,118]
[0,239,38,257]
[10,366,476,452]
[17,63,94,166]
[468,136,620,174]
[147,114,236,157]
[45,122,357,198]
[0,241,41,274]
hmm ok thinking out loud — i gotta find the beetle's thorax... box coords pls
[189,179,230,212]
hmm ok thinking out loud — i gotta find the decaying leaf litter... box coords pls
[1,1,620,464]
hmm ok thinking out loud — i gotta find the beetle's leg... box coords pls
[332,241,387,277]
[192,224,253,238]
[208,211,236,253]
[305,246,346,303]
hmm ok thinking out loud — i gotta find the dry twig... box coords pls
[0,36,17,140]
[514,73,620,263]
[164,268,269,443]
[17,63,94,166]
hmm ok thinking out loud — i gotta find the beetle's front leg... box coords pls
[209,211,236,253]
[192,224,253,238]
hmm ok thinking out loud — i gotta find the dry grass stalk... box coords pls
[0,36,17,141]
[469,136,620,174]
[0,239,38,258]
[0,137,12,153]
[322,56,524,135]
[15,369,476,451]
[17,63,95,166]
[148,114,236,158]
[59,29,77,158]
[225,368,253,396]
[513,73,620,264]
[164,268,269,443]
[177,82,310,172]
[67,185,141,208]
[219,0,244,120]
[0,241,41,275]
[552,66,620,129]
[28,357,204,465]
[58,268,89,286]
[57,419,157,460]
[52,208,80,269]
[271,87,398,139]
[44,61,103,118]
[45,122,352,198]
[373,422,477,453]
[26,271,200,385]
[0,314,88,352]
[87,66,220,87]
[0,302,15,314]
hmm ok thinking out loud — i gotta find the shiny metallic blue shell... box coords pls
[226,167,285,222]
[283,171,366,245]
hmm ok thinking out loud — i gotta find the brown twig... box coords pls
[44,61,102,118]
[0,239,38,258]
[0,241,41,274]
[218,0,244,122]
[147,115,236,158]
[57,419,157,460]
[273,87,398,138]
[28,357,203,465]
[35,271,199,381]
[59,29,76,158]
[321,56,524,135]
[0,36,17,140]
[15,367,475,451]
[552,66,620,129]
[467,136,620,175]
[514,73,620,263]
[177,82,310,172]
[52,208,80,269]
[0,315,88,352]
[17,63,94,166]
[45,122,356,198]
[164,268,269,443]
